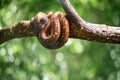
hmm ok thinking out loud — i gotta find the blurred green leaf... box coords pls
[0,0,120,80]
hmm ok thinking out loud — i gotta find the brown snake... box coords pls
[30,12,69,49]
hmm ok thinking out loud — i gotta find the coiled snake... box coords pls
[30,12,69,49]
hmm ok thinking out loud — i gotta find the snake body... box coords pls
[30,12,69,49]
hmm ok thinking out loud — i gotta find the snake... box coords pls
[30,12,69,49]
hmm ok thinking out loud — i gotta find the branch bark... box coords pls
[0,21,34,44]
[0,0,120,45]
[59,0,120,43]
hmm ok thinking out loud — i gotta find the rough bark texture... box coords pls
[0,0,120,46]
[59,0,120,44]
[0,21,33,44]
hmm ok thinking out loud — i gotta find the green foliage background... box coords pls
[0,0,120,80]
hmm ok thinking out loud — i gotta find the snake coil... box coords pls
[30,12,69,49]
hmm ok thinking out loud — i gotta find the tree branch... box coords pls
[59,0,120,44]
[0,21,34,44]
[0,0,120,45]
